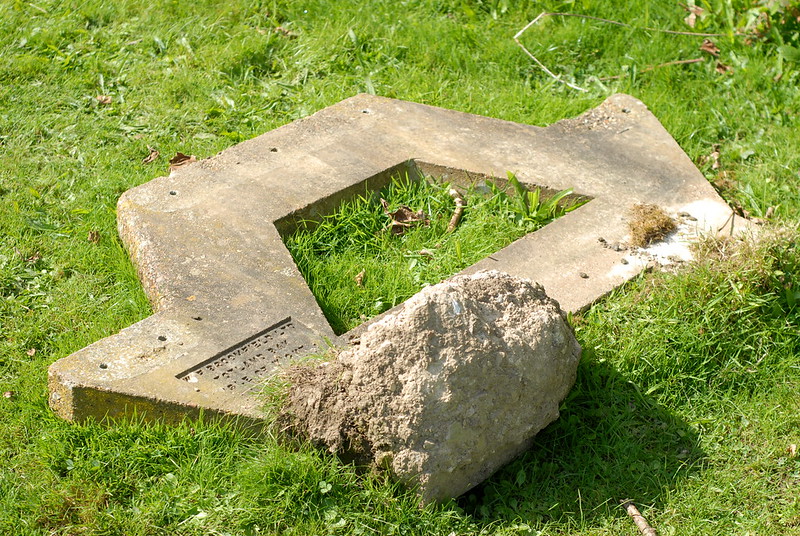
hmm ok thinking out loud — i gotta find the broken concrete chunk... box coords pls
[280,270,581,503]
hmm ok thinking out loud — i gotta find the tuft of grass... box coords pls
[284,172,578,334]
[584,228,800,405]
[628,203,677,248]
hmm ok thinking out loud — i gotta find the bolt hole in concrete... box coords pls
[99,363,108,369]
[169,190,177,196]
[157,335,167,341]
[192,316,203,321]
[278,160,586,335]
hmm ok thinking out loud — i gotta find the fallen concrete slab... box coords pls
[48,93,741,424]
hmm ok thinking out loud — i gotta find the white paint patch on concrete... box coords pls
[678,198,735,232]
[616,200,750,272]
[608,257,647,279]
[633,222,696,266]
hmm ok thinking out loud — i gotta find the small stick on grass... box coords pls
[447,188,465,233]
[598,58,705,81]
[514,12,739,92]
[620,500,657,536]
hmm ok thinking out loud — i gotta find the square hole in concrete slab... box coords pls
[276,160,587,335]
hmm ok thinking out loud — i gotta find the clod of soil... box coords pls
[628,203,676,248]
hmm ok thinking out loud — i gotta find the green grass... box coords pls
[285,172,577,334]
[1,0,799,534]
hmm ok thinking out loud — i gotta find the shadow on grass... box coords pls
[459,349,704,528]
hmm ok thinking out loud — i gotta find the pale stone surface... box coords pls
[282,270,581,503]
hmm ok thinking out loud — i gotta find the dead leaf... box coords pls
[26,348,36,356]
[2,391,12,399]
[715,61,733,74]
[710,143,721,170]
[96,95,112,105]
[87,230,100,244]
[355,270,365,287]
[169,152,197,171]
[142,146,159,165]
[682,3,705,28]
[788,444,798,457]
[381,198,429,235]
[274,26,298,38]
[700,39,720,57]
[15,248,41,264]
[682,6,706,28]
[713,171,737,194]
[731,201,748,219]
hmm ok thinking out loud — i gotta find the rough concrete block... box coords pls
[280,270,581,503]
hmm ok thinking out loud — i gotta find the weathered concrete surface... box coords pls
[49,93,740,423]
[280,270,581,503]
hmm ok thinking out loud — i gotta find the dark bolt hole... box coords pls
[270,147,278,152]
[169,190,177,196]
[158,335,167,342]
[99,363,108,369]
[192,316,203,321]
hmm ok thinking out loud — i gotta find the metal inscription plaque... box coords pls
[177,317,315,391]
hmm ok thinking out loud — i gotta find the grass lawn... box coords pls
[285,172,578,334]
[1,0,799,534]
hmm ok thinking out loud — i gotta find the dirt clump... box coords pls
[628,203,676,247]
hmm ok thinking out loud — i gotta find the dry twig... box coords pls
[598,58,704,81]
[621,500,658,536]
[514,12,739,91]
[446,188,465,233]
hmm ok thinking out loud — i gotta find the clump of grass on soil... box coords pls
[284,173,577,334]
[628,203,677,247]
